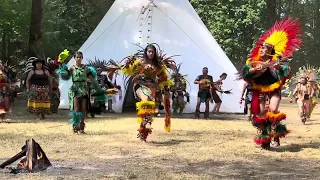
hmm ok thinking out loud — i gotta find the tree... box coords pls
[27,0,45,59]
[190,0,266,67]
[0,0,31,62]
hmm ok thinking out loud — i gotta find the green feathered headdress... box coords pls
[88,66,97,80]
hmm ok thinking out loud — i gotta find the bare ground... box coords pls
[0,97,320,180]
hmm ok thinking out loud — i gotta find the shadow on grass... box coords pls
[169,113,247,121]
[272,141,320,152]
[177,157,319,180]
[304,122,320,125]
[149,139,194,147]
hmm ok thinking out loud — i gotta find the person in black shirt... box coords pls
[194,67,213,119]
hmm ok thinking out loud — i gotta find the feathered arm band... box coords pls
[56,64,71,81]
[157,66,173,89]
[121,58,140,76]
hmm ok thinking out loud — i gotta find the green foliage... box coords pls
[190,0,320,70]
[43,0,115,58]
[0,0,31,62]
[1,0,320,72]
[0,0,114,64]
[190,0,266,67]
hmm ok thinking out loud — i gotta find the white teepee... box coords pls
[58,0,245,113]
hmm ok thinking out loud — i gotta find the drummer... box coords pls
[194,67,214,119]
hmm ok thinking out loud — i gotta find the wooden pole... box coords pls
[0,148,26,169]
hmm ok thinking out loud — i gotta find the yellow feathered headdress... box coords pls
[249,18,302,62]
[57,49,70,64]
[284,65,320,97]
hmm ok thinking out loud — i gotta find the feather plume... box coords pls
[250,18,302,61]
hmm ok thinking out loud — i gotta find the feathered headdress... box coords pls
[23,57,37,76]
[284,65,320,97]
[110,43,179,89]
[23,57,59,76]
[236,18,302,81]
[171,63,187,79]
[45,58,59,76]
[249,18,302,62]
[55,49,70,65]
[126,43,178,71]
[170,63,191,94]
[87,58,109,71]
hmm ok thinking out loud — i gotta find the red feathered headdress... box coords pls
[249,17,302,62]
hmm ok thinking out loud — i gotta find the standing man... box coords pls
[194,67,213,119]
[211,73,228,113]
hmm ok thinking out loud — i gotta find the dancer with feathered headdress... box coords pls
[170,63,190,115]
[285,65,319,123]
[111,43,176,142]
[239,18,302,150]
[86,58,109,117]
[86,58,119,116]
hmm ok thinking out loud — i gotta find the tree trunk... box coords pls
[6,34,10,64]
[266,0,278,27]
[1,32,6,60]
[27,0,44,59]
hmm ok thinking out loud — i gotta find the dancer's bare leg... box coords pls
[204,99,210,119]
[259,99,266,116]
[136,88,152,142]
[73,97,81,133]
[247,104,252,120]
[80,98,87,133]
[213,102,222,113]
[108,99,114,112]
[195,97,201,118]
[269,94,280,113]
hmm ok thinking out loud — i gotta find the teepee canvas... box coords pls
[58,0,245,113]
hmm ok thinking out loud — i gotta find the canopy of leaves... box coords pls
[0,0,320,73]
